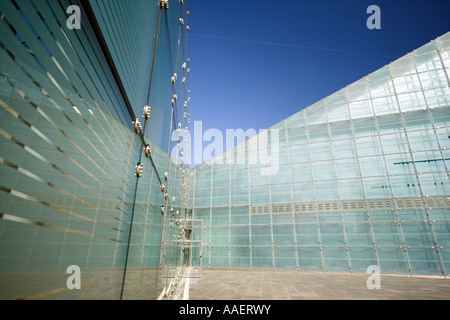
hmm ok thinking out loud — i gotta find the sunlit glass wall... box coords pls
[0,0,192,300]
[192,31,450,277]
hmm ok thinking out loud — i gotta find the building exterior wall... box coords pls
[0,0,191,299]
[0,0,448,302]
[192,32,450,276]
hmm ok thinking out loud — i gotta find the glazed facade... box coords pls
[0,0,449,302]
[0,0,192,299]
[192,32,450,276]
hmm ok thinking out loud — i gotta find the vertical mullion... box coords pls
[411,52,447,276]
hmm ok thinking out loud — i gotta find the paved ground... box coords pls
[2,268,449,300]
[184,269,450,300]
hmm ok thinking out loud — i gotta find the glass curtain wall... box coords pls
[91,0,193,300]
[0,0,192,300]
[192,31,450,277]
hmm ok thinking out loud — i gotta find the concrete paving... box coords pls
[184,269,450,300]
[2,268,449,300]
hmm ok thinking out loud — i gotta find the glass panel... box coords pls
[380,132,409,154]
[230,187,249,205]
[397,91,427,112]
[251,247,273,269]
[211,207,229,226]
[418,172,450,195]
[329,121,353,139]
[359,155,387,176]
[356,136,383,156]
[273,225,295,246]
[372,95,399,116]
[310,142,333,161]
[270,164,290,184]
[368,66,390,81]
[210,247,229,268]
[349,99,373,119]
[193,208,211,225]
[370,78,396,98]
[308,124,330,142]
[287,127,307,145]
[312,161,335,180]
[286,111,305,128]
[322,247,349,271]
[230,206,250,225]
[433,222,450,247]
[415,42,437,56]
[408,248,442,275]
[298,247,322,271]
[348,247,377,272]
[212,188,229,206]
[372,223,404,246]
[390,54,416,77]
[332,139,357,159]
[353,118,378,136]
[195,171,211,189]
[230,169,248,187]
[314,181,339,200]
[377,247,409,274]
[436,32,450,51]
[194,189,211,207]
[384,153,415,175]
[419,69,448,89]
[424,86,450,108]
[230,226,250,245]
[338,179,365,199]
[397,209,427,221]
[290,163,312,182]
[306,101,327,125]
[319,224,345,246]
[210,227,229,246]
[212,170,229,188]
[292,182,314,201]
[249,167,268,185]
[346,79,371,102]
[250,185,269,204]
[363,177,392,198]
[345,223,373,246]
[335,158,360,179]
[274,247,297,270]
[296,224,320,246]
[230,246,250,268]
[403,110,432,130]
[401,222,435,247]
[326,89,347,105]
[288,144,310,162]
[389,175,421,197]
[327,103,350,122]
[270,184,291,203]
[377,113,404,134]
[408,130,439,152]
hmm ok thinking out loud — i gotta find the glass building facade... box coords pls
[192,31,450,277]
[0,0,449,301]
[0,0,192,299]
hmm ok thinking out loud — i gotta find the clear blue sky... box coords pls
[188,0,450,166]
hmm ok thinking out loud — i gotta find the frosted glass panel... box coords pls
[190,32,450,278]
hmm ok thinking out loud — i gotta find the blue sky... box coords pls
[188,0,450,166]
